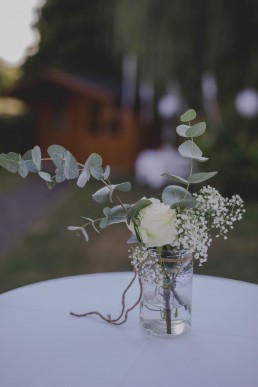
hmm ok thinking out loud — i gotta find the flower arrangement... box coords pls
[0,108,245,335]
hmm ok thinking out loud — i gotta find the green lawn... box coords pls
[0,178,257,293]
[0,169,25,194]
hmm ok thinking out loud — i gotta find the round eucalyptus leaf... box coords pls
[114,182,131,192]
[38,171,53,182]
[171,198,196,209]
[77,170,90,188]
[31,145,42,171]
[22,150,38,173]
[102,207,110,217]
[47,145,67,169]
[162,173,188,185]
[162,185,193,206]
[92,186,110,203]
[87,153,102,168]
[64,151,79,180]
[100,204,129,228]
[178,140,208,162]
[99,218,108,228]
[55,168,66,183]
[180,109,197,122]
[18,161,29,178]
[0,152,20,173]
[188,171,218,184]
[176,124,190,137]
[103,165,110,180]
[90,165,104,180]
[186,122,206,137]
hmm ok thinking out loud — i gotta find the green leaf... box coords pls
[103,165,110,180]
[55,168,66,183]
[64,151,79,180]
[0,152,20,173]
[68,226,89,242]
[38,171,53,183]
[87,153,102,168]
[162,185,193,206]
[77,170,89,188]
[178,140,209,162]
[187,171,218,184]
[171,199,196,209]
[161,173,188,185]
[88,153,104,180]
[99,205,130,228]
[176,125,190,137]
[47,145,79,180]
[114,182,131,193]
[92,182,131,203]
[186,122,206,137]
[103,207,110,217]
[18,161,29,178]
[47,145,67,170]
[78,153,103,185]
[90,166,103,180]
[80,227,89,242]
[22,150,38,173]
[99,218,108,228]
[68,226,81,231]
[180,109,196,122]
[31,146,42,171]
[92,186,110,203]
[126,198,152,225]
[127,234,138,244]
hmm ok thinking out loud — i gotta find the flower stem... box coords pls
[163,284,172,334]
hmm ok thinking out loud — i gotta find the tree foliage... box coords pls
[23,0,258,110]
[23,0,121,80]
[113,0,258,107]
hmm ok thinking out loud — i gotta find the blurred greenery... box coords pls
[0,1,257,292]
[13,0,256,198]
[24,0,258,108]
[0,113,34,154]
[23,0,121,80]
[0,177,257,294]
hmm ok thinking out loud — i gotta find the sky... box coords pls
[0,0,45,67]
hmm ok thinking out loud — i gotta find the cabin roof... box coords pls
[7,69,116,104]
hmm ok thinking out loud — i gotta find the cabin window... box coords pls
[89,103,121,136]
[101,106,121,136]
[90,103,101,133]
[52,100,69,132]
[107,116,120,135]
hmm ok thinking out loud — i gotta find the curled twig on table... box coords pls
[70,273,142,326]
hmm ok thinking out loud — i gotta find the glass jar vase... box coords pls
[140,249,193,337]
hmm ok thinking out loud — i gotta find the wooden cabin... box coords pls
[8,69,140,172]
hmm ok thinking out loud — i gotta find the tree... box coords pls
[24,0,258,109]
[113,0,258,108]
[23,0,121,81]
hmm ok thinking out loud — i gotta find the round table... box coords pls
[0,272,257,387]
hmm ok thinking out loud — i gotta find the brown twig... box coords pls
[70,273,142,326]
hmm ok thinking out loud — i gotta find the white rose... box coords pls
[128,197,177,248]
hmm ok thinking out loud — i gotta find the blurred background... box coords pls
[0,0,257,293]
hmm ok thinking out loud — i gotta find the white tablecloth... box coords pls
[0,273,258,387]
